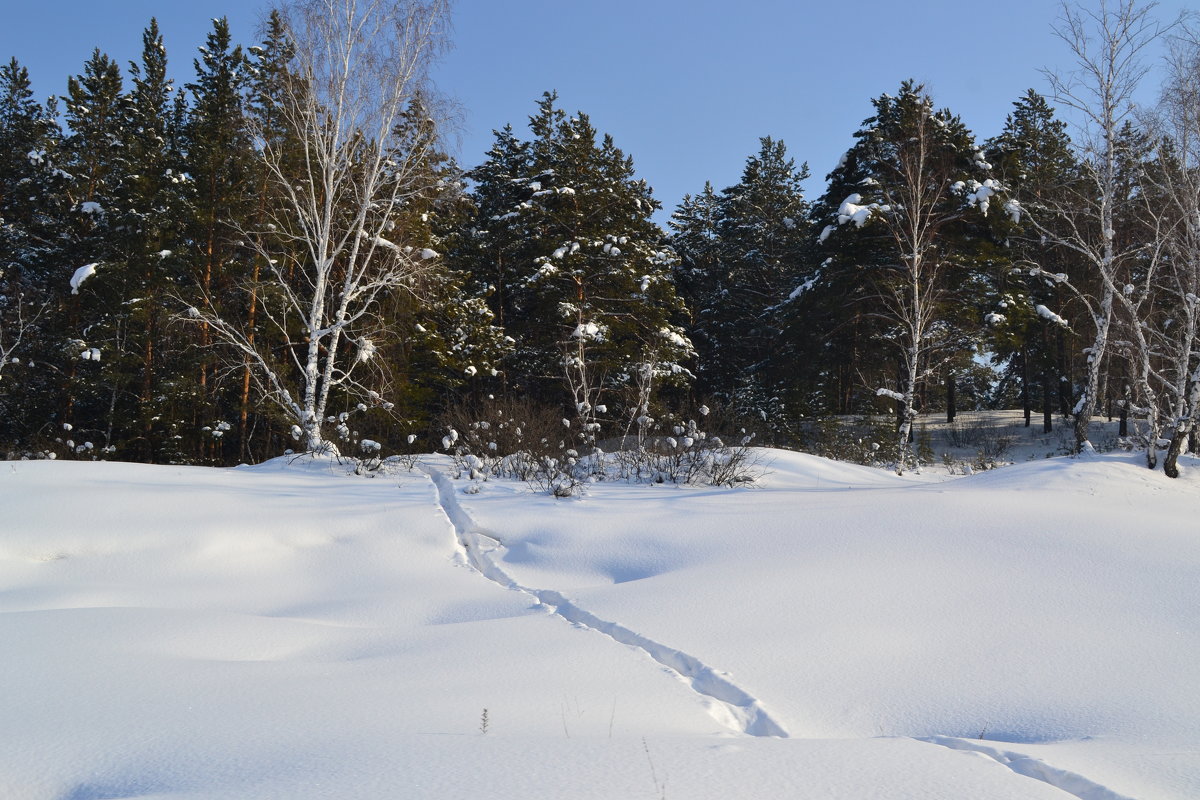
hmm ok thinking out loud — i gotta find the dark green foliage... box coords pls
[984,90,1085,428]
[671,138,811,436]
[457,92,692,434]
[797,82,998,428]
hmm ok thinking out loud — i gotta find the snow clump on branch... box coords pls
[836,194,874,227]
[70,263,99,295]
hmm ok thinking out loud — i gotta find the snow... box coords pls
[355,337,377,363]
[836,193,873,227]
[1004,198,1023,224]
[70,263,99,294]
[1036,304,1069,327]
[1,442,1198,799]
[571,321,604,341]
[658,327,689,348]
[788,276,818,301]
[79,201,102,215]
[963,178,1002,215]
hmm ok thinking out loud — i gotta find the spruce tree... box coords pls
[370,93,510,440]
[118,19,190,462]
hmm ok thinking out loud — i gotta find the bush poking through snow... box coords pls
[437,396,766,494]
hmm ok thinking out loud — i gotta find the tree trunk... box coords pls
[238,255,262,464]
[946,372,956,424]
[1043,367,1053,434]
[1164,426,1187,478]
[1164,373,1200,477]
[1022,346,1031,427]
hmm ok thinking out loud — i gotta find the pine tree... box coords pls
[0,59,67,446]
[117,18,190,462]
[184,16,255,462]
[672,138,810,434]
[57,48,130,456]
[985,90,1082,431]
[461,92,692,440]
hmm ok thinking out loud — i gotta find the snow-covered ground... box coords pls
[1,443,1197,799]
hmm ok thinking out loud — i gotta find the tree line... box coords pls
[2,0,1199,476]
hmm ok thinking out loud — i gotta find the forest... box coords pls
[2,0,1199,477]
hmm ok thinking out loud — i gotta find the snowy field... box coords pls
[1,438,1198,799]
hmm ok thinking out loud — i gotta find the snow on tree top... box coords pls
[70,263,99,294]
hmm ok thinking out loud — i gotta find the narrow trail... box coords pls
[419,465,1141,796]
[920,736,1139,800]
[421,465,789,739]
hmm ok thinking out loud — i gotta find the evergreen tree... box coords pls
[668,181,721,315]
[373,93,510,436]
[805,81,996,469]
[0,59,68,446]
[672,138,810,434]
[984,90,1082,432]
[117,19,190,462]
[461,92,692,438]
[184,16,255,462]
[0,58,64,277]
[57,48,130,456]
[228,9,301,461]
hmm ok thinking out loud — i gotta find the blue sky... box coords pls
[3,1,1191,221]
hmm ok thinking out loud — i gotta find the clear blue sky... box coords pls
[3,1,1191,222]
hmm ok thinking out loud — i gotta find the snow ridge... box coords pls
[422,466,789,739]
[921,736,1138,800]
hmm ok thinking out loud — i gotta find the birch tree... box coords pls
[187,0,450,453]
[1039,0,1172,455]
[819,82,996,473]
[1145,27,1200,476]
